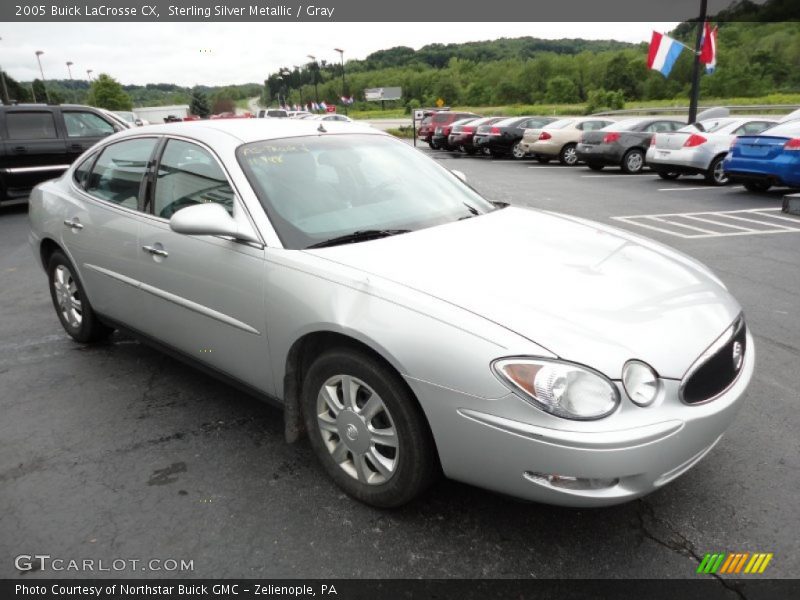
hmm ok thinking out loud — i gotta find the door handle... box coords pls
[142,245,168,258]
[63,218,84,230]
[12,146,27,153]
[70,143,83,151]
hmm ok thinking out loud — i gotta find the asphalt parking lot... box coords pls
[1,149,799,587]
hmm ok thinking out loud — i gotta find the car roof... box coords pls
[111,118,380,145]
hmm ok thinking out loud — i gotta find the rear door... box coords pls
[1,108,67,192]
[59,108,118,163]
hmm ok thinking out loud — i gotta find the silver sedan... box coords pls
[28,119,754,507]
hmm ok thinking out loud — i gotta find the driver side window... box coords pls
[153,139,234,219]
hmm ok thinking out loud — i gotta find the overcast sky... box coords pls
[3,22,679,86]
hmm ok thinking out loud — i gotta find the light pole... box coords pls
[293,65,303,108]
[66,61,74,103]
[279,68,291,109]
[307,54,320,108]
[35,50,50,102]
[334,47,346,115]
[86,69,93,82]
[0,37,10,105]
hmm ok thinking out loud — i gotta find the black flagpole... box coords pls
[688,0,709,124]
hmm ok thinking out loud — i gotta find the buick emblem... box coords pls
[345,424,359,441]
[732,341,744,371]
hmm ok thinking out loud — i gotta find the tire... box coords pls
[302,347,439,508]
[657,171,680,180]
[744,181,771,193]
[47,251,114,343]
[536,156,551,164]
[705,155,728,186]
[559,143,579,166]
[587,163,604,171]
[511,142,526,160]
[428,141,437,150]
[621,149,645,174]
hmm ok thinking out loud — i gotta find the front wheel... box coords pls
[705,155,728,186]
[744,180,771,193]
[302,348,439,508]
[621,149,645,174]
[559,143,579,166]
[511,142,526,159]
[47,251,114,343]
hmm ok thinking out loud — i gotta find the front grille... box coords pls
[681,316,747,404]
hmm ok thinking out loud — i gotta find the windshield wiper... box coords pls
[306,229,411,249]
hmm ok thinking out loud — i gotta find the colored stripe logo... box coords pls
[697,552,773,574]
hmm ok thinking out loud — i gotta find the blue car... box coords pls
[724,120,800,192]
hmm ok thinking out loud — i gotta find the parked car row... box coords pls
[420,109,800,190]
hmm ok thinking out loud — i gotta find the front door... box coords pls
[135,138,271,393]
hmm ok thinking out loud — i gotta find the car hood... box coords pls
[307,207,741,379]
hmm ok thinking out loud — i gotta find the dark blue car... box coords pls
[723,120,800,192]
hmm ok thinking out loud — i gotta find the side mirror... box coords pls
[169,203,261,244]
[451,169,467,183]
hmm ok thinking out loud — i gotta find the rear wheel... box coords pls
[559,143,579,166]
[705,155,728,186]
[47,251,114,343]
[302,348,439,508]
[511,142,526,159]
[621,149,645,174]
[587,163,604,171]
[657,171,680,180]
[744,181,771,193]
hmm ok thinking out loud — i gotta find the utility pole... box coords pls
[66,61,74,103]
[334,48,346,115]
[688,0,708,124]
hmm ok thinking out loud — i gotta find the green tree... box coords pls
[545,76,579,103]
[189,88,211,117]
[32,79,47,102]
[86,74,133,110]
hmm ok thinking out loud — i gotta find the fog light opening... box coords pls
[523,471,619,491]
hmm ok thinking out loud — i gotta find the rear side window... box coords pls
[63,111,116,138]
[153,139,234,219]
[734,121,775,135]
[6,112,58,139]
[86,138,157,209]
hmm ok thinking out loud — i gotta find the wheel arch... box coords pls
[281,329,437,457]
[40,237,65,271]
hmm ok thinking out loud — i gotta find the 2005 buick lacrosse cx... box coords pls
[28,118,753,507]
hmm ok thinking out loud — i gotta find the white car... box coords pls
[647,117,776,185]
[309,114,353,123]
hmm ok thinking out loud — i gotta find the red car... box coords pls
[426,111,479,149]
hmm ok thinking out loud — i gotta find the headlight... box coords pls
[622,360,660,407]
[492,358,620,420]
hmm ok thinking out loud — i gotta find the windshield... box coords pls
[237,134,496,249]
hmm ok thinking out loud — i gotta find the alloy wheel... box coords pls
[562,145,578,165]
[53,265,83,328]
[512,143,525,159]
[316,374,399,485]
[713,160,728,184]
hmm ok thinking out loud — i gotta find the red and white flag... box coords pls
[699,22,718,74]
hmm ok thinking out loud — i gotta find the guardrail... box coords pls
[592,104,800,116]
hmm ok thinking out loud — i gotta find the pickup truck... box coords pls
[1,104,125,206]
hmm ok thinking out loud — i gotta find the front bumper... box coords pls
[406,330,754,507]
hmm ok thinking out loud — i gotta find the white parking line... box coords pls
[612,208,800,238]
[527,166,567,169]
[582,174,658,178]
[657,186,743,192]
